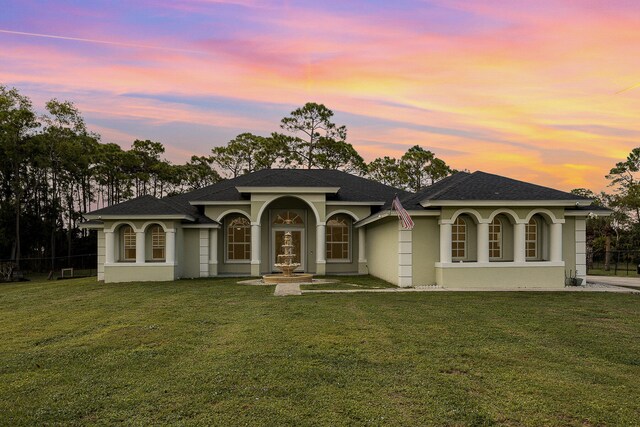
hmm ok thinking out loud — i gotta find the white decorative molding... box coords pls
[398,227,412,287]
[575,219,587,279]
[435,261,565,268]
[421,200,592,207]
[199,229,209,277]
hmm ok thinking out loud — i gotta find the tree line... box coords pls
[4,85,638,274]
[0,87,453,269]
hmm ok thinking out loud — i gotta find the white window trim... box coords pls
[489,218,502,260]
[326,214,352,263]
[451,217,467,261]
[225,215,251,263]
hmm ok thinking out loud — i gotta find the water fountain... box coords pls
[262,231,314,284]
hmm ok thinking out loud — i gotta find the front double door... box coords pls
[272,228,305,272]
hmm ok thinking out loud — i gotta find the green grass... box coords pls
[1,277,639,426]
[301,275,397,290]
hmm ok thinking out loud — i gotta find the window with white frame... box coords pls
[452,217,466,260]
[489,217,502,260]
[150,225,165,260]
[326,215,350,261]
[526,218,538,260]
[227,215,251,261]
[121,225,136,261]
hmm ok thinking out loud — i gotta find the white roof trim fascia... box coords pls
[326,201,385,206]
[181,223,221,229]
[355,210,391,228]
[420,200,593,207]
[235,186,340,194]
[355,210,440,228]
[84,214,195,221]
[189,201,251,206]
[565,210,613,217]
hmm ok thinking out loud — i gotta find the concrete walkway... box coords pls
[302,284,638,294]
[270,279,640,296]
[273,283,302,296]
[587,275,640,290]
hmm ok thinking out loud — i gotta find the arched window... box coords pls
[326,215,351,261]
[227,215,251,261]
[489,218,502,260]
[121,225,136,261]
[150,225,165,260]
[526,218,538,260]
[452,217,466,260]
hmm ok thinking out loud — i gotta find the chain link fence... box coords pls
[589,248,640,276]
[0,253,97,281]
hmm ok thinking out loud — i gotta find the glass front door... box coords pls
[272,229,304,272]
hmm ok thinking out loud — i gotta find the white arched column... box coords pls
[316,222,326,275]
[358,228,367,274]
[477,222,489,263]
[105,230,115,264]
[439,222,452,263]
[135,231,145,264]
[514,222,526,263]
[209,228,218,276]
[550,222,563,262]
[251,223,261,276]
[166,230,176,264]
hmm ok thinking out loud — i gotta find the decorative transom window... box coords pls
[452,217,466,259]
[122,225,136,261]
[326,215,350,261]
[489,218,502,259]
[526,218,538,259]
[227,215,251,261]
[273,211,303,225]
[151,225,165,260]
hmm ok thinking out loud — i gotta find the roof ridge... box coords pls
[303,169,410,201]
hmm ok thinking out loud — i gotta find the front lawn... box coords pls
[1,277,639,426]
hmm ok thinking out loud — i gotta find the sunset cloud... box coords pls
[1,0,639,191]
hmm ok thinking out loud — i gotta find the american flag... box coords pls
[392,196,414,230]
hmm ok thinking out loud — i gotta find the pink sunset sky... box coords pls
[2,0,639,191]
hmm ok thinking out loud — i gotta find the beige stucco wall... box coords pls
[181,229,201,278]
[104,264,176,283]
[493,214,514,261]
[325,205,371,222]
[411,217,439,286]
[563,217,577,275]
[204,205,251,223]
[436,265,565,288]
[365,218,399,285]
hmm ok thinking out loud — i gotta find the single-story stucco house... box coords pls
[81,169,608,288]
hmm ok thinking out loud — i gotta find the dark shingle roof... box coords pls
[85,194,216,224]
[84,169,407,220]
[87,195,188,216]
[188,169,410,203]
[406,171,590,207]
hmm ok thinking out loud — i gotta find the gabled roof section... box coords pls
[84,194,217,224]
[86,195,188,217]
[188,169,410,204]
[413,171,592,206]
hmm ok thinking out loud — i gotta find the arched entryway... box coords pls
[256,196,320,274]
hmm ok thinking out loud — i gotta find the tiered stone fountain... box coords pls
[263,231,313,284]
